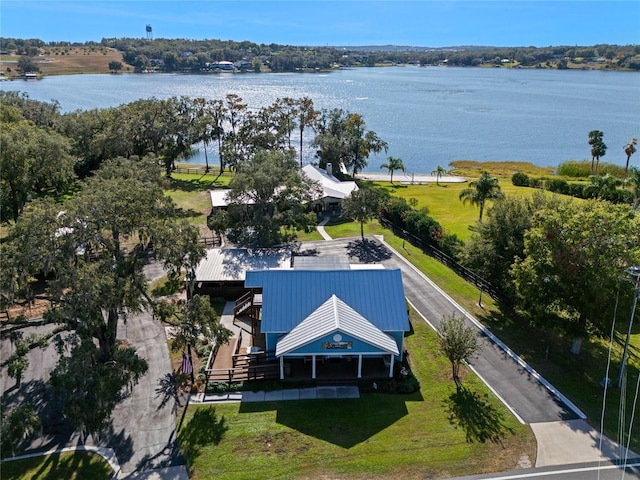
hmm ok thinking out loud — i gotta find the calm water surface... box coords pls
[2,67,638,174]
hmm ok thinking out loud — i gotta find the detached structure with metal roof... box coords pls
[244,268,409,381]
[209,164,357,214]
[190,248,291,299]
[301,164,358,213]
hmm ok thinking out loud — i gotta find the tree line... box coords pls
[3,36,640,72]
[0,91,386,223]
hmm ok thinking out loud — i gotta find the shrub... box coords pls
[527,177,545,189]
[568,183,587,198]
[395,372,421,394]
[440,233,464,259]
[405,210,444,245]
[546,178,569,194]
[511,171,529,186]
[382,196,412,225]
[603,189,635,205]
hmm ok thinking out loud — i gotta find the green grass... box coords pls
[373,180,550,241]
[1,451,113,480]
[324,217,386,239]
[557,160,627,178]
[447,160,555,178]
[178,308,535,480]
[165,169,233,225]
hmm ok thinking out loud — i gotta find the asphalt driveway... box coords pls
[296,236,581,424]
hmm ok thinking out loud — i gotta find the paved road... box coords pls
[296,237,579,424]
[111,310,182,475]
[448,460,640,480]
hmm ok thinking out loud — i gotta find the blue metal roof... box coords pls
[245,269,409,333]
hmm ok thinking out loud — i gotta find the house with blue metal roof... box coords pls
[244,269,409,381]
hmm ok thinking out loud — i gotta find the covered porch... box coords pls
[280,355,394,383]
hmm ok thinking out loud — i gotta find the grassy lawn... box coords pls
[373,181,559,242]
[447,160,555,178]
[2,47,132,78]
[165,169,233,225]
[178,307,535,480]
[324,217,386,239]
[1,451,113,480]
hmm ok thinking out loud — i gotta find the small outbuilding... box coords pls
[190,248,292,299]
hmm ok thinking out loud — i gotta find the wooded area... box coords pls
[2,36,639,74]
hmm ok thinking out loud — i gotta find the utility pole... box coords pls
[618,265,640,388]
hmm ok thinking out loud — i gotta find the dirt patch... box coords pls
[233,432,311,457]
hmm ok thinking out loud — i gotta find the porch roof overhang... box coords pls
[275,294,399,357]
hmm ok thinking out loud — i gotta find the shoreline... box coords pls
[356,172,466,184]
[174,163,467,184]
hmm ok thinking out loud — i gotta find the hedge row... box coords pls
[379,196,463,258]
[511,172,635,204]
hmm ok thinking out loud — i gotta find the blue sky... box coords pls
[2,1,638,47]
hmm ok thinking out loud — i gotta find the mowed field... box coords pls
[1,47,132,77]
[373,181,550,241]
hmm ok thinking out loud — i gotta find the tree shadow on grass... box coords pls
[257,395,411,449]
[2,379,78,458]
[443,384,513,444]
[174,207,205,220]
[177,406,228,463]
[167,178,218,193]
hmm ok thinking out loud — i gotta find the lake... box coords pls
[2,67,638,174]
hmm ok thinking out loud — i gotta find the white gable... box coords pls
[275,294,399,356]
[301,165,358,200]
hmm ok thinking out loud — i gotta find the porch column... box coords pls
[388,355,394,378]
[312,355,316,379]
[280,357,284,380]
[357,355,362,378]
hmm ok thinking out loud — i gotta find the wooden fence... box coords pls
[173,166,221,176]
[380,217,511,306]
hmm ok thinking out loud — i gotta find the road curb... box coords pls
[1,445,122,479]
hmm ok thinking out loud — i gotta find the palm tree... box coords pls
[431,165,447,186]
[458,171,505,222]
[624,137,637,179]
[585,174,622,199]
[588,130,607,174]
[626,166,640,210]
[380,156,405,184]
[296,97,318,168]
[155,295,231,383]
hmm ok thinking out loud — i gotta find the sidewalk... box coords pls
[317,215,332,241]
[530,419,638,467]
[190,385,360,404]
